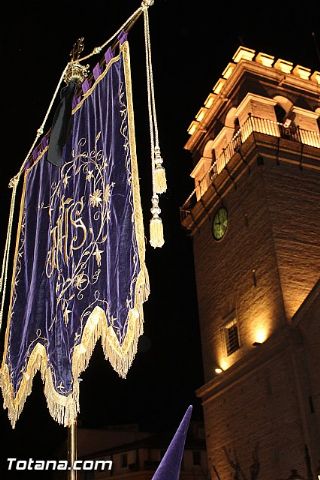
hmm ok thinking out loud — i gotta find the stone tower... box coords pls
[181,47,320,480]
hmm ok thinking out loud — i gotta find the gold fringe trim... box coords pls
[154,166,167,194]
[0,270,147,428]
[0,40,150,428]
[150,217,164,248]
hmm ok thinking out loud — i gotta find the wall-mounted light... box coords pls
[252,341,262,347]
[253,326,269,344]
[214,367,223,374]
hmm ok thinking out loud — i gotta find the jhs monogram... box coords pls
[46,196,87,277]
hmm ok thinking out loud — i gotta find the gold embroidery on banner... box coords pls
[89,189,102,208]
[46,197,88,276]
[0,41,150,428]
[93,247,103,267]
[45,132,114,328]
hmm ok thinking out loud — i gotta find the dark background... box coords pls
[0,0,320,478]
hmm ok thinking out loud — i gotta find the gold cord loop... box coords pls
[143,6,166,247]
[0,177,19,331]
[141,0,154,9]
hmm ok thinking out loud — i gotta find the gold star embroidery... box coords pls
[63,307,72,324]
[74,272,86,289]
[89,189,102,207]
[57,382,65,391]
[86,170,94,182]
[62,174,70,187]
[93,247,103,267]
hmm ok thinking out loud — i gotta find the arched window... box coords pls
[225,107,238,129]
[273,95,297,139]
[275,104,287,124]
[315,108,320,134]
[203,140,216,164]
[234,117,240,133]
[273,95,293,117]
[202,140,217,177]
[274,95,295,126]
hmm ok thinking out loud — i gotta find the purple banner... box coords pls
[1,42,149,427]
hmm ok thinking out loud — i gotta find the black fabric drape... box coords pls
[47,81,77,166]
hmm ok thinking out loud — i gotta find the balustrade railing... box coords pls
[180,115,320,221]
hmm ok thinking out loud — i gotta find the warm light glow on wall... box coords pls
[222,63,236,79]
[213,78,226,94]
[219,358,229,371]
[293,65,311,80]
[274,59,293,74]
[253,326,268,344]
[232,46,255,63]
[255,52,274,67]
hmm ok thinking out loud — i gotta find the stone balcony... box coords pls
[180,115,320,229]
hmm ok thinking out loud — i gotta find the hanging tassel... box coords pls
[149,195,164,248]
[150,218,164,249]
[153,146,167,194]
[154,166,167,195]
[142,3,167,248]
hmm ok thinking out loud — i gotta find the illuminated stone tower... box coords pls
[181,47,320,480]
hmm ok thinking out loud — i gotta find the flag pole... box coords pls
[68,419,78,480]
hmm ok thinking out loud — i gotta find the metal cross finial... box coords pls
[141,0,154,7]
[65,37,89,84]
[70,37,85,62]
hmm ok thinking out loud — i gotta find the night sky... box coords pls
[0,1,320,478]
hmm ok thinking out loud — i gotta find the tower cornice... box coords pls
[185,47,320,153]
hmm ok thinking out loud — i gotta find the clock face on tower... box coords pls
[212,207,228,241]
